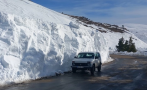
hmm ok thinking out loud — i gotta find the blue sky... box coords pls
[32,0,147,25]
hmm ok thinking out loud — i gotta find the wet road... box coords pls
[1,55,147,90]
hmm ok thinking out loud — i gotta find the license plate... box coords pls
[77,66,83,68]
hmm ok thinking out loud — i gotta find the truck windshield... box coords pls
[77,53,94,59]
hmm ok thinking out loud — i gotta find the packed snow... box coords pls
[110,51,147,56]
[0,0,110,86]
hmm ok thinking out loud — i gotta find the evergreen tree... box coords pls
[128,37,137,52]
[124,40,129,51]
[129,43,137,52]
[129,37,133,46]
[116,37,137,52]
[116,37,125,52]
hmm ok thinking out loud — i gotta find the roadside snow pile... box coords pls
[110,51,147,56]
[0,0,109,86]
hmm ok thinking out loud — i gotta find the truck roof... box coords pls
[78,52,99,54]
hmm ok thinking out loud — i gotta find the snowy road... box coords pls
[1,55,147,90]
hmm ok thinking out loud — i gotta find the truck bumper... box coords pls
[71,66,92,70]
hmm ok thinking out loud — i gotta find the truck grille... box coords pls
[74,63,88,66]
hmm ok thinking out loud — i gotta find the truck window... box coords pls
[77,53,94,59]
[95,53,100,58]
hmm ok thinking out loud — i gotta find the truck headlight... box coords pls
[72,61,75,66]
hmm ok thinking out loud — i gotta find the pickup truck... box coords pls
[71,52,102,75]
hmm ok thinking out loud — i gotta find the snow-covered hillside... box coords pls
[101,32,147,51]
[66,15,147,51]
[0,0,109,86]
[124,24,147,44]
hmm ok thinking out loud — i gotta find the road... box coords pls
[1,55,147,90]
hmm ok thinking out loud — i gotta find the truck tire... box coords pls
[93,64,95,71]
[97,64,101,72]
[72,68,76,73]
[90,66,94,75]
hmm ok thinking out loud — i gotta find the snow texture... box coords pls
[0,0,109,86]
[78,23,147,51]
[110,51,147,56]
[124,24,147,44]
[101,32,147,51]
[69,21,79,29]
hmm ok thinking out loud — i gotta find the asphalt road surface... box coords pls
[1,54,147,90]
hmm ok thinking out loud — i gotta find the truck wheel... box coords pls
[97,64,101,72]
[94,66,95,71]
[72,68,76,73]
[90,66,94,75]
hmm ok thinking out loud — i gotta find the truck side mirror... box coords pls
[74,56,77,58]
[95,57,98,59]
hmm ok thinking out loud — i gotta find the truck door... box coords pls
[95,53,99,67]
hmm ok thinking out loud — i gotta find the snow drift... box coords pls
[0,0,109,86]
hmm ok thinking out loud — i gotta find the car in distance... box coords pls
[71,52,102,75]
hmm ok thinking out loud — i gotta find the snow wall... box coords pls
[0,12,109,86]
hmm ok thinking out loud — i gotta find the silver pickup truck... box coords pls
[71,52,102,75]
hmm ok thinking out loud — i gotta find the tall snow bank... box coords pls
[0,12,109,86]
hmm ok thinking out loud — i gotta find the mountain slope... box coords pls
[0,0,109,86]
[124,24,147,44]
[65,15,147,51]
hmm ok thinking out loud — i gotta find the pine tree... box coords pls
[124,40,129,51]
[116,37,137,52]
[128,37,133,52]
[128,37,137,52]
[116,37,125,52]
[129,37,133,45]
[130,43,137,52]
